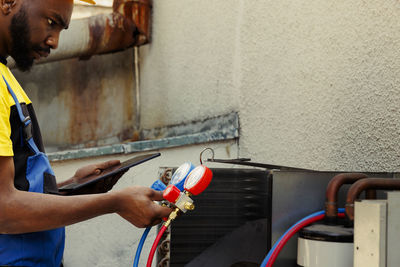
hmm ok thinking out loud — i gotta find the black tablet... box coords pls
[58,152,161,192]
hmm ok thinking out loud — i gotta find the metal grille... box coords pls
[158,168,272,267]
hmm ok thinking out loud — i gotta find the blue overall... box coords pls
[0,77,65,266]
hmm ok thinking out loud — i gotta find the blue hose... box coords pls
[133,164,193,266]
[260,208,345,267]
[133,180,167,267]
[133,226,151,267]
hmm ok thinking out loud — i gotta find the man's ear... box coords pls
[1,0,17,15]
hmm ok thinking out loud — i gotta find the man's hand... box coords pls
[114,186,173,228]
[58,160,126,195]
[0,157,171,233]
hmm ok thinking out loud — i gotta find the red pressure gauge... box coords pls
[184,165,213,195]
[163,184,181,203]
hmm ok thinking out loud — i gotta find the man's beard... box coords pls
[9,7,49,72]
[9,7,33,72]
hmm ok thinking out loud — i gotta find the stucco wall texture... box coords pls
[140,0,400,172]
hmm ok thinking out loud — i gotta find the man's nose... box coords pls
[45,33,60,50]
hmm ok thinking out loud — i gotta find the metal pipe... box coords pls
[133,46,141,136]
[365,189,377,199]
[113,0,152,44]
[8,0,152,68]
[325,173,368,222]
[345,178,400,221]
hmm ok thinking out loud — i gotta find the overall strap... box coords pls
[2,76,40,155]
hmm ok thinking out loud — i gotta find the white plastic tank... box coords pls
[297,223,353,267]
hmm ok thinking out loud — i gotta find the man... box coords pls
[0,0,172,265]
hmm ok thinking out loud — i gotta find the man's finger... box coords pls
[97,160,121,170]
[156,205,174,218]
[149,189,165,201]
[150,218,162,226]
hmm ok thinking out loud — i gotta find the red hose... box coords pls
[265,213,345,267]
[146,225,167,267]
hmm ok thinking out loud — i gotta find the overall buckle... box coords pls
[22,116,33,141]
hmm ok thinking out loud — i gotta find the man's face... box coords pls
[9,0,73,71]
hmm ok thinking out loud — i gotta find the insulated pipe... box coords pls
[8,0,151,68]
[325,173,368,222]
[345,178,400,221]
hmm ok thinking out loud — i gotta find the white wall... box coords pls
[140,0,400,172]
[140,0,241,127]
[238,0,400,172]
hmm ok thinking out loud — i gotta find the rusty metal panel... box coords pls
[13,49,136,152]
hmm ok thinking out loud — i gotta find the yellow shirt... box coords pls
[0,63,31,156]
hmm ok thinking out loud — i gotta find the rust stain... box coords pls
[121,70,135,141]
[61,52,135,149]
[63,55,135,147]
[112,0,153,44]
[66,61,100,147]
[80,15,103,60]
[81,0,152,60]
[132,131,140,141]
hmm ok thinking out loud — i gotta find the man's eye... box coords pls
[47,18,55,26]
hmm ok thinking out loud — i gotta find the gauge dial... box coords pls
[184,165,213,195]
[171,162,195,191]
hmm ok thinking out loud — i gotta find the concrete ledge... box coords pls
[48,112,239,161]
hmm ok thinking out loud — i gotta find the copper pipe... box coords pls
[345,178,400,221]
[325,173,368,221]
[365,189,377,199]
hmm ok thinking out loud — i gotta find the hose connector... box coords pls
[164,208,180,227]
[163,185,195,213]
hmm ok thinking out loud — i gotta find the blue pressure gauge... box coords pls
[171,162,195,191]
